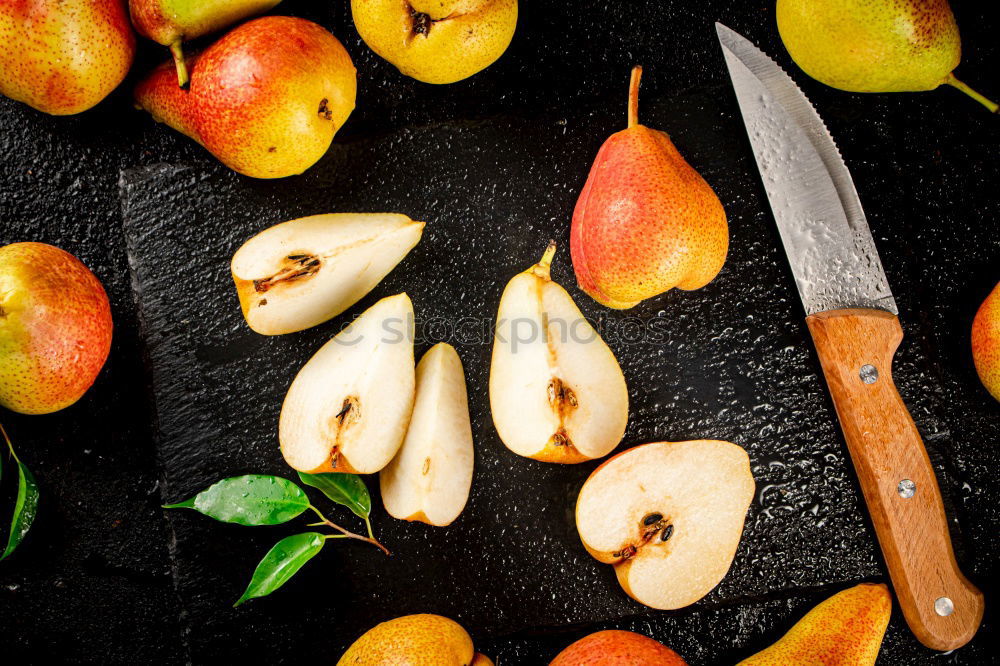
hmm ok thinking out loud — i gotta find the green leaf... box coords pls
[297,472,370,519]
[164,475,309,526]
[1,425,39,562]
[234,532,325,606]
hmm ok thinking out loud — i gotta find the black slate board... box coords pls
[119,79,972,660]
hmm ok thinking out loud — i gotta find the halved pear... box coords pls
[380,342,474,526]
[279,293,415,474]
[575,440,755,610]
[489,242,628,463]
[232,213,425,335]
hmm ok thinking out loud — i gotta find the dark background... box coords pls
[1,1,998,664]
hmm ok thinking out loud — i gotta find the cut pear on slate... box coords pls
[489,242,628,463]
[380,343,474,526]
[232,213,425,335]
[280,293,415,475]
[576,440,754,609]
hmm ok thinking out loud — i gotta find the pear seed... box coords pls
[661,524,674,542]
[643,513,663,526]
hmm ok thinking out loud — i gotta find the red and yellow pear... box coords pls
[737,583,892,665]
[972,281,1000,402]
[135,16,356,179]
[129,0,282,87]
[0,243,113,414]
[0,0,134,115]
[338,614,492,665]
[550,630,687,665]
[571,66,728,309]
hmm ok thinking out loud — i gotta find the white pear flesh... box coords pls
[279,293,415,474]
[576,440,754,610]
[232,213,424,335]
[489,242,628,463]
[380,343,474,526]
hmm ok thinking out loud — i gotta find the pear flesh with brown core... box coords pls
[576,440,754,610]
[380,342,474,527]
[232,213,425,336]
[279,293,415,475]
[776,0,997,113]
[571,66,729,310]
[490,242,629,463]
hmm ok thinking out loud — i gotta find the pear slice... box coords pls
[279,293,415,474]
[489,242,628,463]
[576,440,755,610]
[232,213,424,335]
[380,343,474,526]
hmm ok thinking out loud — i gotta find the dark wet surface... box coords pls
[2,1,998,663]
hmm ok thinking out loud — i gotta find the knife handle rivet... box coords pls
[897,479,916,499]
[935,596,955,617]
[859,364,879,384]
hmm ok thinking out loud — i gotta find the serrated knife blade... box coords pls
[715,22,896,317]
[717,23,983,652]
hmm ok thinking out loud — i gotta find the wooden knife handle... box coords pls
[806,308,983,651]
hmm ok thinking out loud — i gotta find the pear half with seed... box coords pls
[576,440,755,609]
[380,342,474,526]
[489,242,628,463]
[280,293,415,474]
[232,213,424,335]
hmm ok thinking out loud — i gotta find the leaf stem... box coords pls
[306,505,390,555]
[1,423,18,463]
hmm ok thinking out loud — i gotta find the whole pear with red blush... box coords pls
[0,0,134,115]
[0,243,112,414]
[972,281,1000,402]
[571,66,728,309]
[135,16,356,179]
[550,630,687,665]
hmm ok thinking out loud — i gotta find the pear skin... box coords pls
[338,614,481,665]
[571,66,728,310]
[738,583,892,665]
[972,282,1000,402]
[135,16,356,179]
[351,0,517,84]
[0,243,113,414]
[0,0,134,115]
[550,630,687,665]
[777,0,997,112]
[129,0,281,86]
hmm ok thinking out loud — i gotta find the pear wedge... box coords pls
[380,343,474,526]
[489,242,628,463]
[576,440,754,610]
[232,213,425,335]
[279,293,415,474]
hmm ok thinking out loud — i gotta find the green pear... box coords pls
[777,0,996,113]
[129,0,281,87]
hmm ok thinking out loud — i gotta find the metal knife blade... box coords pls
[715,22,897,317]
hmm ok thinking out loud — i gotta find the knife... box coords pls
[715,23,983,651]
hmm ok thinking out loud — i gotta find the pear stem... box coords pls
[944,73,997,113]
[170,40,190,89]
[628,65,643,128]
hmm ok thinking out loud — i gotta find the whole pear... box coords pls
[571,66,728,309]
[351,0,517,84]
[550,630,687,665]
[129,0,281,87]
[338,614,492,665]
[0,0,134,115]
[972,281,1000,402]
[0,243,113,414]
[777,0,997,113]
[135,16,356,179]
[738,583,891,665]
